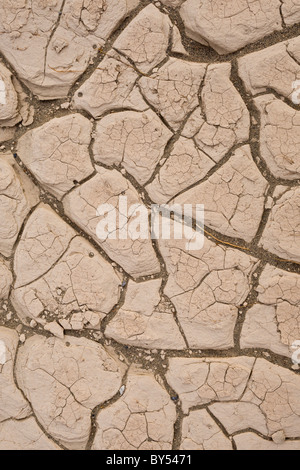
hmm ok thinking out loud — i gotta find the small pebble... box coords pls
[60,102,70,109]
[19,334,26,343]
[272,430,285,445]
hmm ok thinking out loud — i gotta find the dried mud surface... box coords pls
[0,0,300,451]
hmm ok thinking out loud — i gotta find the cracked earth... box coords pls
[0,0,300,451]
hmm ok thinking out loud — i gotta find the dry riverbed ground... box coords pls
[0,0,300,451]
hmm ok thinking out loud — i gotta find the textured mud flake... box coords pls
[242,359,300,437]
[0,154,39,258]
[139,58,207,131]
[63,167,161,278]
[281,0,300,25]
[167,356,300,439]
[259,187,300,262]
[0,64,34,143]
[0,417,61,450]
[0,63,21,128]
[0,257,12,299]
[159,225,258,349]
[166,356,255,413]
[209,402,269,435]
[234,432,300,450]
[0,0,65,99]
[241,265,300,355]
[93,109,172,185]
[114,4,172,74]
[17,114,94,199]
[173,145,269,243]
[160,0,185,7]
[179,0,282,54]
[73,51,148,119]
[44,0,140,99]
[146,136,215,204]
[15,335,127,449]
[105,278,186,349]
[0,0,140,99]
[180,409,233,450]
[255,95,300,180]
[13,204,76,288]
[238,37,300,102]
[12,235,122,331]
[92,366,176,450]
[0,327,31,423]
[170,24,187,55]
[184,63,250,163]
[147,63,250,203]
